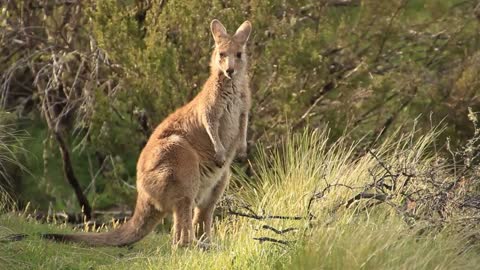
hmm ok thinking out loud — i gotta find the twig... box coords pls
[306,182,362,217]
[261,225,298,234]
[374,0,409,62]
[0,233,28,243]
[253,237,290,245]
[325,0,361,6]
[368,150,398,189]
[345,192,388,208]
[227,209,305,220]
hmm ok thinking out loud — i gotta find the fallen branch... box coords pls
[253,237,290,245]
[326,0,361,6]
[345,192,388,208]
[261,225,298,234]
[228,209,306,220]
[0,233,28,243]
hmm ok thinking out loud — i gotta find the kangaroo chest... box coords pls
[195,81,247,206]
[218,82,245,151]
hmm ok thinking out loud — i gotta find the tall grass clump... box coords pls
[234,127,435,222]
[225,125,480,270]
[0,111,27,269]
[0,114,24,188]
[0,111,27,211]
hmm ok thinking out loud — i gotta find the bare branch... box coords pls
[228,209,306,221]
[261,225,298,234]
[253,237,290,245]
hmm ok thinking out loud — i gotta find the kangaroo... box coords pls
[42,19,252,247]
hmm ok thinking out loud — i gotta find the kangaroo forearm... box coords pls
[202,107,224,152]
[239,112,248,143]
[206,123,224,152]
[205,118,226,167]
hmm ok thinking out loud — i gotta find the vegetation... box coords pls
[0,110,26,204]
[1,127,480,269]
[1,0,480,269]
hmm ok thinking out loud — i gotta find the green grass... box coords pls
[1,128,479,270]
[0,112,27,189]
[291,215,479,270]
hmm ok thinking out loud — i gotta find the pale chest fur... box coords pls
[218,79,247,153]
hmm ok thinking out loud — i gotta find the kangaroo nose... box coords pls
[226,68,234,77]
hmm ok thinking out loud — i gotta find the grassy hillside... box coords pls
[1,128,479,269]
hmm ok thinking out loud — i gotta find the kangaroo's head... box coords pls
[210,19,252,79]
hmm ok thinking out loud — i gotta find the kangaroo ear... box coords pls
[211,19,228,44]
[233,20,252,44]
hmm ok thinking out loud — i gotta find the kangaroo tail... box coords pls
[42,197,163,247]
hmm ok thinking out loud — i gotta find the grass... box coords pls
[0,112,27,189]
[1,128,479,270]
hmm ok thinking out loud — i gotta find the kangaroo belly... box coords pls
[196,164,225,206]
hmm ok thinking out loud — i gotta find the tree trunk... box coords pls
[52,130,93,220]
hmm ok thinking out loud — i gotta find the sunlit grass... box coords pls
[1,127,479,269]
[0,113,27,189]
[0,111,26,269]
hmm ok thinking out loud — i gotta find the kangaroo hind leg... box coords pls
[193,170,230,243]
[172,197,194,247]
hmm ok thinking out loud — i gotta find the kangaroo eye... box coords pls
[219,52,226,58]
[236,52,242,59]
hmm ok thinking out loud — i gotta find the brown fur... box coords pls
[42,19,252,247]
